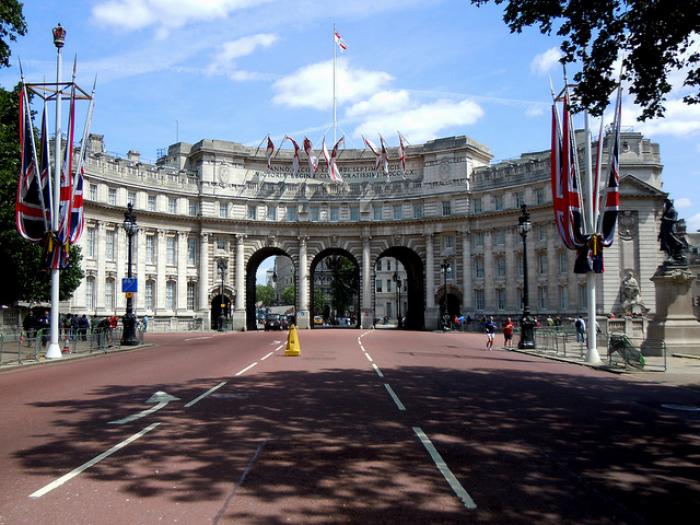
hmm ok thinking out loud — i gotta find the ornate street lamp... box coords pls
[217,258,227,331]
[518,204,536,349]
[121,203,139,345]
[392,271,402,328]
[440,259,451,319]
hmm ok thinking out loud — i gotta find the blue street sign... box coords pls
[122,277,138,293]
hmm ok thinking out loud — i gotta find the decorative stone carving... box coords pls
[618,210,636,240]
[620,270,648,315]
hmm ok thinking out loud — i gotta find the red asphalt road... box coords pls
[0,329,699,524]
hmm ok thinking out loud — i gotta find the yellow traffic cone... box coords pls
[284,324,301,356]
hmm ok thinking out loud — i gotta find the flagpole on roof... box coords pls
[332,24,337,144]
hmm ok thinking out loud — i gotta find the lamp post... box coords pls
[392,271,402,328]
[121,203,139,345]
[217,258,227,331]
[518,204,536,349]
[440,259,451,320]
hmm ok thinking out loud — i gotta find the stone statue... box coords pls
[659,198,689,265]
[620,270,648,315]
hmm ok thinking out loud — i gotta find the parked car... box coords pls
[264,314,283,331]
[313,315,324,326]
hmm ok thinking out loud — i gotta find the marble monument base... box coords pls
[644,266,700,356]
[231,309,247,331]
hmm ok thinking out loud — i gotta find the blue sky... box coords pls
[3,1,699,240]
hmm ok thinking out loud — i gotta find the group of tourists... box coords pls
[479,314,595,351]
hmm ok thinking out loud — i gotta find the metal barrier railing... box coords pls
[607,334,666,372]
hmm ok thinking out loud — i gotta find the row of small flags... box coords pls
[550,76,621,274]
[15,72,94,270]
[261,132,410,182]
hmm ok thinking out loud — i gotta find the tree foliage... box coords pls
[281,285,295,306]
[256,284,275,306]
[0,0,26,68]
[471,0,700,119]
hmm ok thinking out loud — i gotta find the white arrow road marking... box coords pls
[109,391,180,424]
[30,422,161,498]
[413,426,477,509]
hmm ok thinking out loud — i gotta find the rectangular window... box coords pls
[386,302,392,318]
[514,192,524,208]
[146,235,155,264]
[474,232,484,247]
[127,191,136,205]
[310,207,320,221]
[85,277,95,310]
[145,281,155,310]
[86,226,95,258]
[187,238,197,266]
[538,286,547,309]
[375,279,383,293]
[393,205,402,220]
[108,188,117,206]
[189,201,198,216]
[377,259,382,271]
[217,238,226,251]
[496,288,506,310]
[267,205,277,221]
[559,252,568,273]
[474,257,484,278]
[89,184,97,201]
[219,202,228,218]
[494,195,503,211]
[538,224,547,241]
[443,234,454,253]
[350,206,360,221]
[373,205,383,220]
[330,207,339,222]
[247,205,256,220]
[166,281,176,310]
[105,230,115,261]
[538,253,547,275]
[536,188,545,204]
[148,195,156,211]
[494,230,505,246]
[187,282,196,310]
[474,289,485,310]
[169,198,177,214]
[496,256,506,277]
[286,206,298,221]
[387,279,393,293]
[105,279,115,311]
[442,201,452,216]
[167,236,176,265]
[559,286,568,309]
[472,198,482,213]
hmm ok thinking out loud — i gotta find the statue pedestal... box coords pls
[231,309,247,331]
[645,266,700,356]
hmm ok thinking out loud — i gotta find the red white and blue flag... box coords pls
[329,136,344,183]
[398,131,408,173]
[265,136,275,170]
[379,134,389,178]
[599,84,622,247]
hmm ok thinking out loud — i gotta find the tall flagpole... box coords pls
[332,24,337,144]
[46,24,65,359]
[584,110,601,365]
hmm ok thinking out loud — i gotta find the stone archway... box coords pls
[310,248,361,328]
[437,284,462,320]
[245,246,295,331]
[376,247,425,330]
[210,293,231,330]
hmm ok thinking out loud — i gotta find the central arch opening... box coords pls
[310,249,360,328]
[246,248,295,331]
[375,247,425,330]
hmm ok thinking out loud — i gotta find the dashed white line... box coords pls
[364,352,374,363]
[235,362,258,376]
[261,351,274,361]
[29,423,161,499]
[372,363,384,377]
[413,426,477,509]
[384,384,405,411]
[185,381,227,408]
[184,336,213,341]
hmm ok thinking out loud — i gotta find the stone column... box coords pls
[199,233,210,329]
[425,233,439,328]
[483,230,494,309]
[505,227,517,310]
[156,229,166,314]
[115,228,126,313]
[232,234,246,330]
[177,232,188,314]
[461,229,472,314]
[136,229,146,313]
[297,236,310,329]
[361,236,373,328]
[95,221,106,315]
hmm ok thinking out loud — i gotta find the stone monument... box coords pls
[645,199,700,356]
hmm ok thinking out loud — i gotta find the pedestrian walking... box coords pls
[484,316,497,350]
[575,315,586,343]
[142,315,149,333]
[502,317,514,349]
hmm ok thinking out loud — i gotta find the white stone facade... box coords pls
[67,131,667,331]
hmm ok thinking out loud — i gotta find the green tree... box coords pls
[0,0,26,68]
[281,285,295,306]
[256,284,275,306]
[471,0,700,120]
[313,289,325,315]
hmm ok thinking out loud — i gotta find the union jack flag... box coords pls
[599,85,622,247]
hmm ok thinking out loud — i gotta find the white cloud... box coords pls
[346,90,411,118]
[92,0,273,34]
[675,197,692,209]
[207,33,278,80]
[686,212,700,232]
[627,98,700,137]
[352,97,484,144]
[530,47,561,75]
[272,59,393,110]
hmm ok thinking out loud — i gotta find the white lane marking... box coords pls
[359,344,365,352]
[274,344,285,352]
[412,427,477,509]
[364,352,374,363]
[108,391,179,425]
[384,384,406,411]
[271,340,282,345]
[184,336,213,341]
[372,363,384,378]
[29,423,161,499]
[185,381,227,408]
[261,351,274,361]
[235,362,258,376]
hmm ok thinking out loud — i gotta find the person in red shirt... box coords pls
[502,317,514,349]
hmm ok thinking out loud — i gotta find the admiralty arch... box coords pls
[67,131,667,331]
